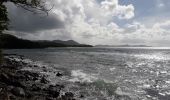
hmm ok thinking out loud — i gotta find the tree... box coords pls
[0,3,8,33]
[0,0,50,32]
[0,3,7,64]
[0,0,50,65]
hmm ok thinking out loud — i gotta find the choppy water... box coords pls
[4,47,170,100]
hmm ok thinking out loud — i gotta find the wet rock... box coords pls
[65,92,74,98]
[0,73,9,83]
[17,71,39,81]
[60,92,75,100]
[40,76,48,84]
[7,86,15,91]
[31,84,41,91]
[28,65,33,67]
[11,87,25,97]
[9,95,16,100]
[1,55,77,100]
[33,65,38,67]
[43,68,48,72]
[0,73,24,88]
[47,85,61,98]
[56,72,63,77]
[0,87,9,100]
[145,88,159,97]
[80,94,84,98]
[116,95,131,100]
[46,97,55,100]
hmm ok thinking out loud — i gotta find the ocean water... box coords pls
[4,47,170,100]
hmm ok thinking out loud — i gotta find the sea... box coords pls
[4,47,170,100]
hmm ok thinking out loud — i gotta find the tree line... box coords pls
[0,0,49,64]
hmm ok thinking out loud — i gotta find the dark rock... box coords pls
[61,95,67,100]
[56,84,64,88]
[145,88,159,97]
[11,87,25,97]
[43,68,47,72]
[65,92,74,98]
[17,71,39,81]
[10,81,25,88]
[0,87,9,100]
[7,86,14,91]
[28,65,33,67]
[9,95,16,100]
[25,91,35,98]
[56,72,63,77]
[0,73,24,88]
[31,84,41,91]
[60,92,75,100]
[47,85,61,98]
[40,76,48,84]
[0,73,9,82]
[80,94,84,98]
[46,97,55,100]
[33,65,38,67]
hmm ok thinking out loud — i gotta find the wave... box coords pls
[69,70,98,83]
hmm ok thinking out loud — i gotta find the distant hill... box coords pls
[52,40,80,46]
[95,44,151,47]
[0,34,93,49]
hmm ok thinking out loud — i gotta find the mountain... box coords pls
[0,34,93,49]
[53,40,80,46]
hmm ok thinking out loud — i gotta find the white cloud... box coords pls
[20,0,133,45]
[156,0,165,8]
[101,0,134,19]
[8,0,170,46]
[120,19,170,46]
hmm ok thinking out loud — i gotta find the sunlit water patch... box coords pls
[4,47,170,100]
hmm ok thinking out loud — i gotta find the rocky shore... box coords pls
[0,54,75,100]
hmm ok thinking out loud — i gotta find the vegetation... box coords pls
[0,0,50,64]
[0,34,93,49]
[1,0,50,33]
[0,4,8,33]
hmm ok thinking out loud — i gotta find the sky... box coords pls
[4,0,170,46]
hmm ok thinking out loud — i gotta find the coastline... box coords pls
[0,54,75,100]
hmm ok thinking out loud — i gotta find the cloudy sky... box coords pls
[5,0,170,46]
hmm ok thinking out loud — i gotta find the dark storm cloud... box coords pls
[6,2,65,33]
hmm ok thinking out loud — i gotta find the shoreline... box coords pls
[0,54,76,100]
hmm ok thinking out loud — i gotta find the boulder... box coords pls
[31,84,41,91]
[56,72,63,77]
[0,73,9,83]
[65,92,74,97]
[11,87,25,97]
[40,76,48,84]
[60,92,75,100]
[47,85,61,98]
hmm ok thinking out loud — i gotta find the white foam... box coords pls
[115,87,130,96]
[143,84,150,88]
[110,67,115,71]
[165,80,170,84]
[69,70,98,83]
